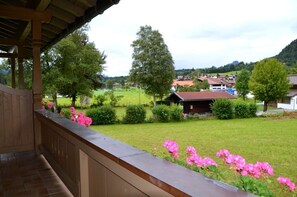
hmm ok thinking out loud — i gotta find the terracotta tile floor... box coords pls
[0,151,73,197]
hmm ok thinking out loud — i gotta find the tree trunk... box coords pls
[52,93,57,113]
[153,94,156,107]
[71,94,76,107]
[263,101,268,112]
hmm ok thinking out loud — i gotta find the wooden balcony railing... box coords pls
[0,84,33,153]
[35,110,254,197]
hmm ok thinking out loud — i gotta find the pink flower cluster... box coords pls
[217,149,273,178]
[217,149,245,170]
[241,162,274,178]
[163,140,179,158]
[277,177,296,191]
[186,146,217,167]
[70,107,92,127]
[47,102,53,109]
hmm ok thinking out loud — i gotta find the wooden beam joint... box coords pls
[0,5,52,22]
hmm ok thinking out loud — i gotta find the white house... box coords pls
[277,75,297,110]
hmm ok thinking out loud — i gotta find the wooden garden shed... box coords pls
[167,91,236,114]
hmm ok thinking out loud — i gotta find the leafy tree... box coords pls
[235,69,250,100]
[194,79,209,91]
[106,79,114,89]
[177,85,196,92]
[130,25,175,107]
[104,91,123,107]
[55,26,106,106]
[41,48,60,111]
[249,58,291,112]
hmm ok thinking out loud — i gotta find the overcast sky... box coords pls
[88,0,297,77]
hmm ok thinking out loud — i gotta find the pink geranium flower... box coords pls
[186,146,196,156]
[69,107,92,127]
[277,177,296,191]
[163,140,179,159]
[216,149,230,159]
[47,102,53,109]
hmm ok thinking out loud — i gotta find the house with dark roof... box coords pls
[166,91,235,114]
[277,74,297,110]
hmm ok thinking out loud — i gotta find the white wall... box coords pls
[277,96,297,110]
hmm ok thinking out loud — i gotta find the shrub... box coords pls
[170,106,183,122]
[86,105,116,125]
[211,99,233,119]
[60,108,71,119]
[234,102,250,118]
[152,105,170,122]
[248,103,257,117]
[91,94,107,108]
[123,105,146,124]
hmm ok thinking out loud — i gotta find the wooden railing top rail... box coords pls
[35,109,254,197]
[0,83,31,95]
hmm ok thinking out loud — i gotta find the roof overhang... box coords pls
[0,0,120,58]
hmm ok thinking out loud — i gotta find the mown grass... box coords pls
[94,88,153,106]
[46,88,153,107]
[91,117,297,196]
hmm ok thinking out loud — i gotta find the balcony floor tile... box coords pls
[0,151,73,197]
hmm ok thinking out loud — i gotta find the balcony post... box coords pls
[32,19,42,154]
[18,45,25,89]
[11,58,16,88]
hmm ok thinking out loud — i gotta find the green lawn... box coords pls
[90,117,297,196]
[94,88,153,106]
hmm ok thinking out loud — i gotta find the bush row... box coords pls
[211,99,257,120]
[152,105,183,122]
[61,104,185,125]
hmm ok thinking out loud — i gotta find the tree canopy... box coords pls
[129,25,175,106]
[51,26,106,106]
[249,58,291,111]
[235,69,250,100]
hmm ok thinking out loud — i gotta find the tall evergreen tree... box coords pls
[130,25,175,106]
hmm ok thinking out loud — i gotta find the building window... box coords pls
[281,97,291,104]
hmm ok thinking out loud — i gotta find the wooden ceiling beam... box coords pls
[52,0,84,17]
[0,5,52,22]
[0,38,30,46]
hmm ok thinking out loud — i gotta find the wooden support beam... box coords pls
[0,53,18,58]
[32,20,42,110]
[0,38,30,46]
[0,5,52,22]
[11,58,16,88]
[18,45,25,89]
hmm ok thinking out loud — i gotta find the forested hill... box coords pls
[275,38,297,67]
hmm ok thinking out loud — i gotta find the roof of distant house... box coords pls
[198,77,225,85]
[289,74,297,85]
[287,89,297,97]
[172,80,194,86]
[167,91,235,102]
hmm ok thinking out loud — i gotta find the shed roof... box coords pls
[167,91,235,102]
[0,0,120,58]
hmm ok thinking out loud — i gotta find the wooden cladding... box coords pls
[0,84,33,153]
